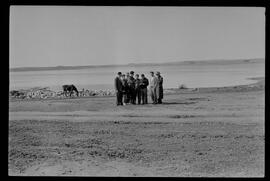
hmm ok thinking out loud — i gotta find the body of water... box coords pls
[9,61,265,91]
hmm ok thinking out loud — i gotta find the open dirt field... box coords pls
[9,82,265,176]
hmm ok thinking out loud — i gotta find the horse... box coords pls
[62,84,79,97]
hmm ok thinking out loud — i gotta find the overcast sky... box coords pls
[10,6,265,68]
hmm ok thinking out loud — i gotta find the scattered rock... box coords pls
[9,87,116,100]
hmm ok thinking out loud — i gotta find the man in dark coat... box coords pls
[121,74,129,105]
[114,72,123,106]
[155,71,163,104]
[134,74,141,104]
[126,72,130,103]
[140,74,149,104]
[127,71,136,104]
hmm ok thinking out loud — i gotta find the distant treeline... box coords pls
[10,58,264,72]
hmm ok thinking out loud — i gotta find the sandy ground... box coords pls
[9,81,265,177]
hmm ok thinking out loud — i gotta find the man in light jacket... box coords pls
[149,71,158,104]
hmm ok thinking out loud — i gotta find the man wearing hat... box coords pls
[156,71,163,104]
[114,72,123,106]
[127,71,136,104]
[149,71,158,104]
[140,74,149,104]
[134,74,141,104]
[125,72,130,103]
[121,74,129,105]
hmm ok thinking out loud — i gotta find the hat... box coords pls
[117,72,122,75]
[150,71,154,74]
[130,71,134,74]
[141,74,145,76]
[156,71,160,75]
[135,74,139,76]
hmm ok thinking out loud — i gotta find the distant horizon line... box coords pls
[10,58,264,70]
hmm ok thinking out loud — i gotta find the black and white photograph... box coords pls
[9,5,265,177]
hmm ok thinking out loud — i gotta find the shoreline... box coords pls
[10,58,264,72]
[166,77,264,94]
[9,77,265,101]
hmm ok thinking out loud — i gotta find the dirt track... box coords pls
[9,84,264,176]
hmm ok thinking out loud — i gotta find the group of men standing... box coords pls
[114,71,163,106]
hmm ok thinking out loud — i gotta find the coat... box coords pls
[156,76,163,99]
[121,78,129,94]
[149,76,158,88]
[140,77,149,89]
[135,78,141,89]
[114,76,123,92]
[127,76,135,89]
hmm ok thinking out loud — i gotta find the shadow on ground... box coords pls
[162,101,197,105]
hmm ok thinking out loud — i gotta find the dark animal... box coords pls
[62,84,79,97]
